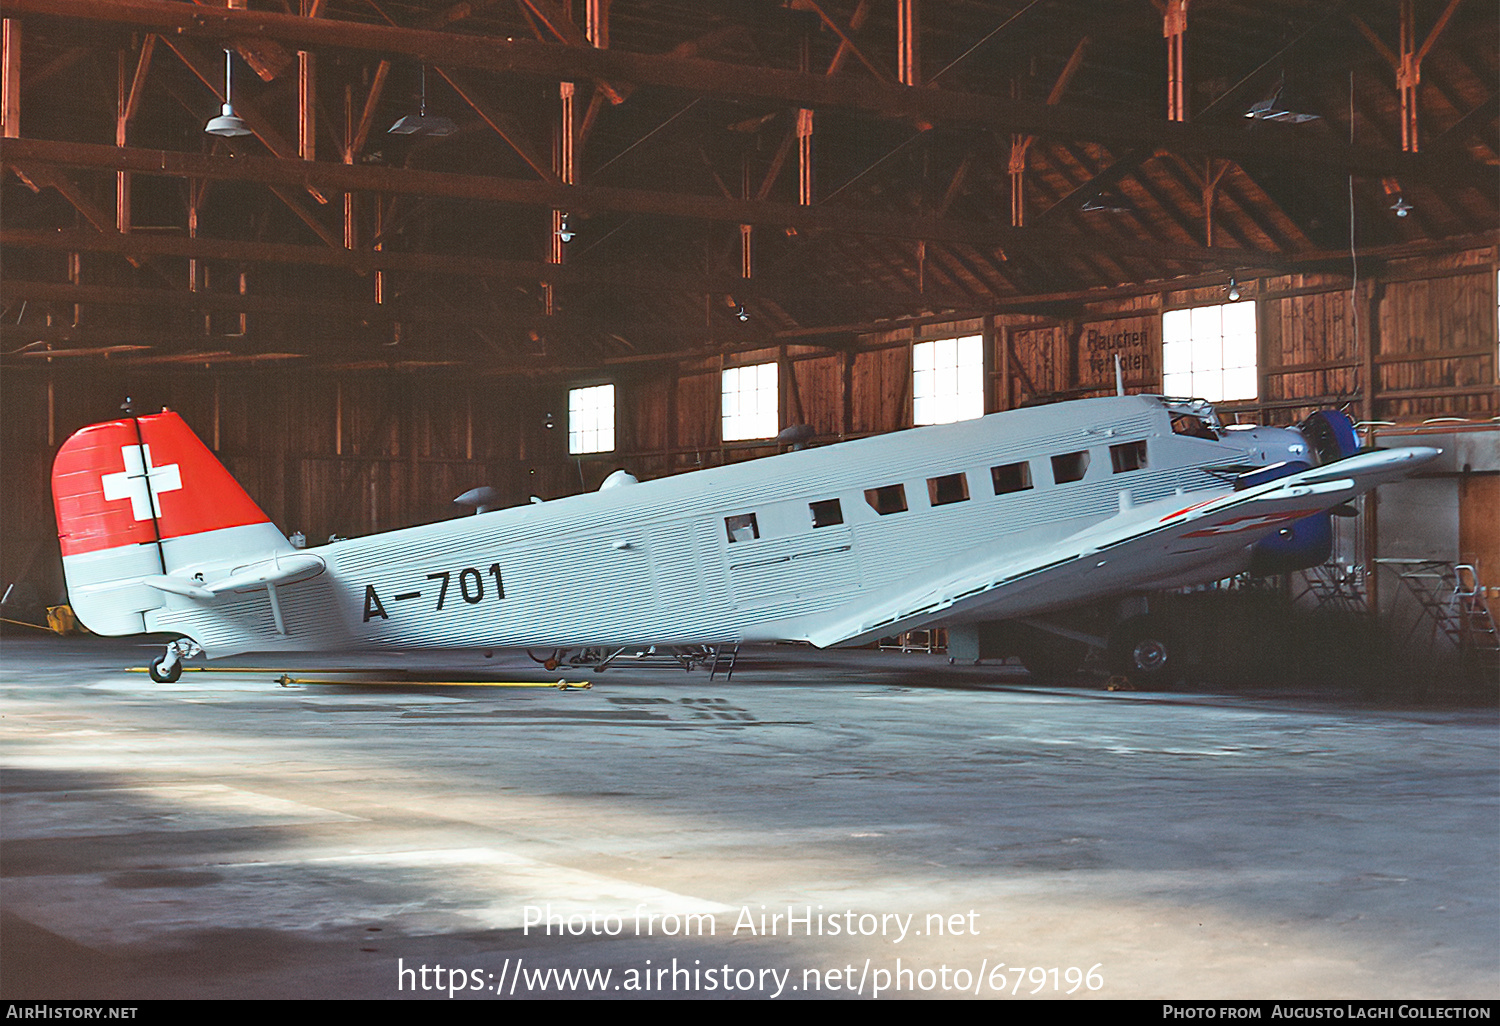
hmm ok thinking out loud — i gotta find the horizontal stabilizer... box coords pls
[142,553,326,602]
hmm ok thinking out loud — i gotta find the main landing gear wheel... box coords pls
[1107,615,1181,689]
[148,656,182,683]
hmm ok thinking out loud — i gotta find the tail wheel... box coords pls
[148,657,182,684]
[1108,615,1181,688]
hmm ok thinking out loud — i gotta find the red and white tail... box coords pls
[52,410,294,636]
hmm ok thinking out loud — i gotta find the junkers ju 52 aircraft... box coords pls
[51,394,1438,685]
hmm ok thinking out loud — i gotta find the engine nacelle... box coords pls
[1242,410,1359,575]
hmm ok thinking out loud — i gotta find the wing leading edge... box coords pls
[796,446,1441,649]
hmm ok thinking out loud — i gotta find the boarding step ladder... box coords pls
[709,643,739,681]
[1454,565,1500,686]
[1297,561,1369,615]
[1385,560,1500,687]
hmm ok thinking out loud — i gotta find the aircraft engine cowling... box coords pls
[1245,410,1360,576]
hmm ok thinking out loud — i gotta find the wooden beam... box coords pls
[431,65,560,183]
[2,137,1286,265]
[793,0,892,83]
[2,19,18,139]
[3,0,1444,180]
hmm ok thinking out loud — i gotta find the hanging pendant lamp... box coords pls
[389,66,456,137]
[204,49,252,137]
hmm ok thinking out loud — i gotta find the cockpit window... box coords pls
[1171,414,1219,440]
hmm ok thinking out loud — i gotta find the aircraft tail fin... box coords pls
[52,410,295,636]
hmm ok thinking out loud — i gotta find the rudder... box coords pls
[52,410,292,636]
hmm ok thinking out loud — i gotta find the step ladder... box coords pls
[1455,565,1500,687]
[709,643,739,681]
[1384,560,1500,687]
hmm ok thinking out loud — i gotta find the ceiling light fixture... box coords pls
[1226,277,1241,302]
[1081,191,1132,213]
[204,49,252,137]
[1244,81,1320,124]
[556,215,575,243]
[389,66,456,137]
[1390,195,1413,218]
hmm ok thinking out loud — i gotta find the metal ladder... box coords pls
[709,644,739,681]
[1386,560,1500,687]
[1454,565,1500,686]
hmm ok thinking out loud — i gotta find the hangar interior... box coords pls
[3,2,1500,1005]
[1,0,1498,686]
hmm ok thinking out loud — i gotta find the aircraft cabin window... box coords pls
[927,473,970,506]
[1110,440,1148,473]
[864,484,908,516]
[991,461,1033,495]
[725,513,760,543]
[810,498,844,528]
[1052,451,1091,484]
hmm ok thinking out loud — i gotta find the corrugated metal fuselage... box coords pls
[145,396,1246,658]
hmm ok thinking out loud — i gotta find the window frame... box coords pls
[1161,300,1258,402]
[721,362,780,442]
[912,335,986,426]
[1051,450,1091,484]
[567,382,616,455]
[809,498,844,528]
[864,484,909,516]
[926,472,971,506]
[991,461,1034,495]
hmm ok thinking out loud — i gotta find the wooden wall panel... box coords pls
[1379,267,1498,419]
[675,369,719,450]
[1007,325,1063,402]
[849,345,909,435]
[1263,289,1359,406]
[1075,315,1158,394]
[624,374,671,453]
[789,354,842,436]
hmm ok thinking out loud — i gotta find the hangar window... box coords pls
[810,498,844,528]
[865,484,908,516]
[1110,440,1148,473]
[568,384,616,454]
[927,473,970,506]
[722,362,779,441]
[913,336,985,426]
[991,461,1033,495]
[1162,301,1257,402]
[1052,450,1091,484]
[725,513,760,543]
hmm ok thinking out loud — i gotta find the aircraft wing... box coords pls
[799,446,1440,649]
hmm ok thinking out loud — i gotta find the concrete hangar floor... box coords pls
[1,635,1495,1001]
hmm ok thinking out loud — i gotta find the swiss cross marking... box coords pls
[101,444,182,521]
[1182,510,1312,538]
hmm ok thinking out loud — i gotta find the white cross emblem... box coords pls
[1184,510,1308,537]
[101,444,182,521]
